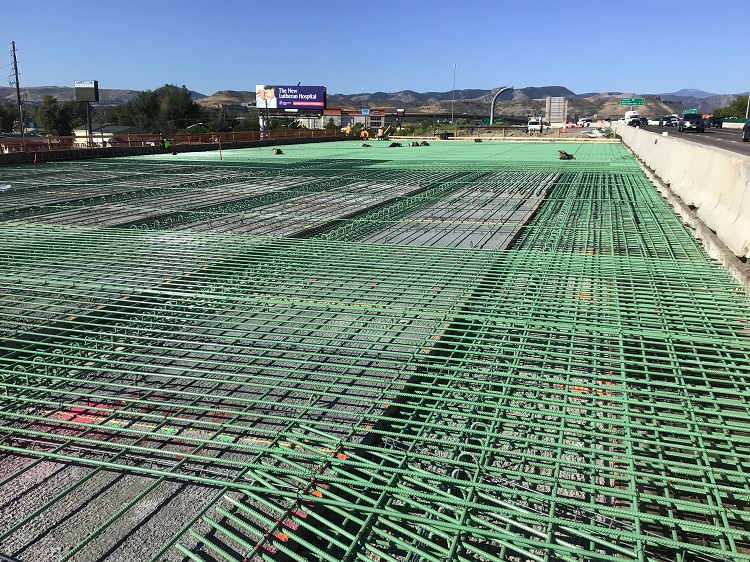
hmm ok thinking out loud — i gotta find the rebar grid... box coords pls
[0,140,749,562]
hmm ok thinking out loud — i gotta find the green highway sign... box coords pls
[620,97,645,106]
[683,108,698,114]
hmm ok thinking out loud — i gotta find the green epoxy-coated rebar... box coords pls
[0,140,749,562]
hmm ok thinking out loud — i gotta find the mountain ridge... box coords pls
[1,85,743,117]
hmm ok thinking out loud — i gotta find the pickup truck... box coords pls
[527,118,542,132]
[678,113,705,133]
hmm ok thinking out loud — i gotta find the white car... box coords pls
[527,118,542,132]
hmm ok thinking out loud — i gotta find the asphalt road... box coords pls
[640,124,750,156]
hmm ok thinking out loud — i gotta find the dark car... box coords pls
[659,116,678,127]
[706,116,723,128]
[743,119,750,142]
[678,113,705,133]
[639,117,649,126]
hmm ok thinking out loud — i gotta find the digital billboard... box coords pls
[256,85,325,111]
[74,80,99,102]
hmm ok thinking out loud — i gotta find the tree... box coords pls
[35,96,58,134]
[0,103,18,133]
[324,117,339,131]
[204,109,235,132]
[234,109,261,131]
[712,95,749,119]
[63,101,88,131]
[114,84,203,133]
[35,95,75,135]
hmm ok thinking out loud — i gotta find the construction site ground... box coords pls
[0,139,749,562]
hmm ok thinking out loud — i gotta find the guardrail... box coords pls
[0,128,340,154]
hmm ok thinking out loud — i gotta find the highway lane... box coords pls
[640,124,750,157]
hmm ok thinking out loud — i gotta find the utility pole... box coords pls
[451,64,457,124]
[11,41,24,140]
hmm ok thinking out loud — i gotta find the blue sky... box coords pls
[1,0,748,96]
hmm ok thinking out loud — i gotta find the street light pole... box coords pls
[745,90,749,119]
[451,64,457,124]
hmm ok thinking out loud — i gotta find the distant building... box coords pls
[72,124,147,147]
[545,97,569,125]
[319,108,386,130]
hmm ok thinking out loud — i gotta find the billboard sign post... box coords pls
[75,81,99,145]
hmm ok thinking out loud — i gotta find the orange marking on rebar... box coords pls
[97,305,105,309]
[69,316,76,320]
[337,453,348,460]
[275,532,289,542]
[311,490,323,497]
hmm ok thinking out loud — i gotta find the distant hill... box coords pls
[655,90,742,114]
[0,86,207,105]
[0,86,142,105]
[2,85,741,118]
[659,89,717,99]
[197,86,726,119]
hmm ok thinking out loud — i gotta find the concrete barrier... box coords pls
[615,124,750,259]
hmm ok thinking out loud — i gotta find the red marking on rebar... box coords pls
[275,532,289,542]
[97,305,105,309]
[433,286,441,291]
[337,453,348,460]
[310,277,318,281]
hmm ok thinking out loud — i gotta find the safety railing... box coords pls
[0,128,341,154]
